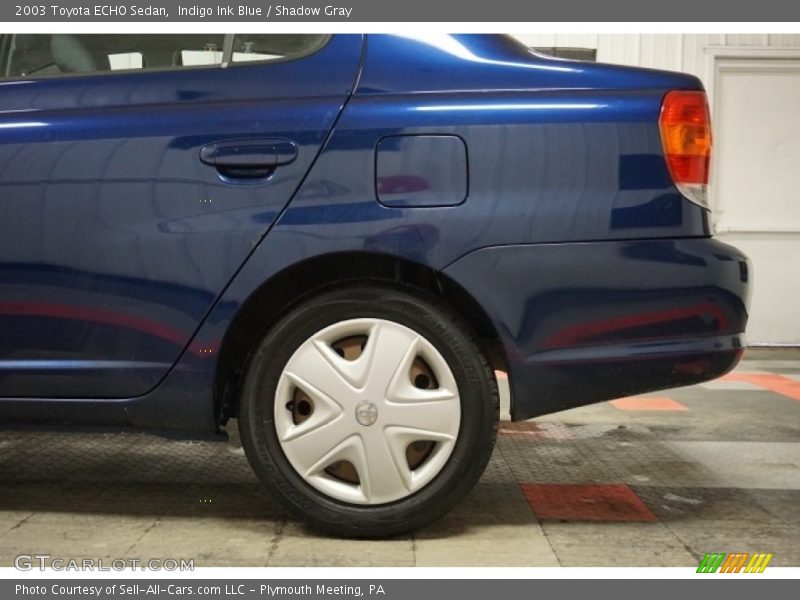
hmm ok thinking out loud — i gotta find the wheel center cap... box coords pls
[354,400,379,427]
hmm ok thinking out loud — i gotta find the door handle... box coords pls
[200,138,298,179]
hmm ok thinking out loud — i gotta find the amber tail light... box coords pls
[659,90,712,209]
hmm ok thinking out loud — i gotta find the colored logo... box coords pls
[697,552,773,573]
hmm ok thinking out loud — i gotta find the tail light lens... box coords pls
[659,90,712,209]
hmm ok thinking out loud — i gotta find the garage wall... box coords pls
[513,34,800,345]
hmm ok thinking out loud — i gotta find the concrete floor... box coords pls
[1,349,798,567]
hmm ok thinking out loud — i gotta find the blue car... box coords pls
[0,34,749,536]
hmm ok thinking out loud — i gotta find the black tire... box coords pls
[238,282,499,538]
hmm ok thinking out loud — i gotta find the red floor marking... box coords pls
[610,397,688,411]
[521,483,658,522]
[720,372,800,401]
[498,421,576,440]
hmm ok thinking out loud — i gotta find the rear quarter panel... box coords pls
[146,35,717,429]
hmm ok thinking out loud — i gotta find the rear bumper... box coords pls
[442,238,750,420]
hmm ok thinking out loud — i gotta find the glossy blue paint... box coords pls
[0,34,363,398]
[443,238,750,419]
[0,34,748,434]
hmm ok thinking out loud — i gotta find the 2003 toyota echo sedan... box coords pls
[0,34,750,536]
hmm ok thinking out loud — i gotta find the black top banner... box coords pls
[3,0,800,22]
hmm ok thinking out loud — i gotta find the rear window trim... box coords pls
[0,34,332,83]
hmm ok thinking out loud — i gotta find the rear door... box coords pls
[0,33,362,398]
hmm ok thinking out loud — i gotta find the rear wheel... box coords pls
[238,284,499,537]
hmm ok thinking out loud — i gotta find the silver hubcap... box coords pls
[274,318,461,505]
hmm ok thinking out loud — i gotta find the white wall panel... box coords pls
[725,34,770,46]
[639,34,683,71]
[713,61,800,229]
[768,34,800,46]
[596,33,640,66]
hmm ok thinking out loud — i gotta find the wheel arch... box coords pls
[214,251,508,425]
